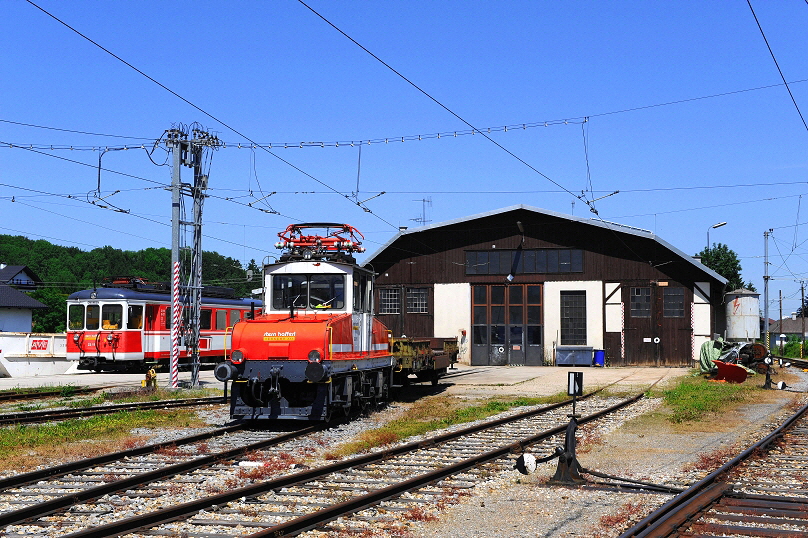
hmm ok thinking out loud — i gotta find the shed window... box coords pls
[663,288,685,318]
[560,291,587,345]
[379,288,401,314]
[464,249,583,275]
[631,287,651,318]
[406,288,428,313]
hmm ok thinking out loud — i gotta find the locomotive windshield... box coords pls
[272,274,345,310]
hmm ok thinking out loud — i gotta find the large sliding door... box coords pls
[472,284,543,366]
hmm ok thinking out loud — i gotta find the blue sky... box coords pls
[2,1,808,319]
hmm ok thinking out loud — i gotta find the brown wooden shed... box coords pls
[363,205,727,367]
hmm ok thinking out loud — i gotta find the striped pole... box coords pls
[170,260,180,388]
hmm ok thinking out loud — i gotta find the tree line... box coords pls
[0,234,261,332]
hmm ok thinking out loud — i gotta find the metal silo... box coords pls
[725,289,760,342]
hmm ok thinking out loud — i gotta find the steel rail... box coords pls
[0,396,225,425]
[0,423,324,528]
[0,386,115,403]
[62,392,643,538]
[618,401,808,538]
[249,392,645,537]
[0,423,244,492]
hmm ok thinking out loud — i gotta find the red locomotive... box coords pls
[66,277,261,372]
[215,223,398,421]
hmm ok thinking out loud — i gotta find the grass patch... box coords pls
[325,393,567,459]
[662,374,759,423]
[0,409,207,471]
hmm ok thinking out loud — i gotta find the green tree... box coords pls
[30,288,67,332]
[696,242,756,292]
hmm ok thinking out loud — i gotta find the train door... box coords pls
[471,284,543,366]
[142,304,159,359]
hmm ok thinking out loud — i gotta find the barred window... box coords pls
[560,290,587,345]
[379,288,401,314]
[631,287,651,318]
[407,288,428,313]
[663,287,685,318]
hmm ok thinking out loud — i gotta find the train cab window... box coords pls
[165,307,171,329]
[310,275,344,310]
[200,309,212,330]
[230,310,241,326]
[353,273,368,312]
[86,305,100,330]
[127,305,143,329]
[216,310,228,329]
[102,304,123,330]
[272,275,308,310]
[68,304,85,330]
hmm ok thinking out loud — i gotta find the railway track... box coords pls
[0,396,226,426]
[0,391,648,537]
[0,386,115,403]
[619,400,808,538]
[0,421,325,534]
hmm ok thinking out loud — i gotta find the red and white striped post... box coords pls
[170,260,180,388]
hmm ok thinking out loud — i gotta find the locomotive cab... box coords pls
[217,224,394,421]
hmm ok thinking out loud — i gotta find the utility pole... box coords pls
[763,230,771,350]
[802,281,805,360]
[779,290,783,356]
[164,124,220,388]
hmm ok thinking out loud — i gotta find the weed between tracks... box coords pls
[0,409,206,471]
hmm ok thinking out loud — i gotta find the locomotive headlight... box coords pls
[72,333,80,343]
[308,349,322,363]
[106,334,114,343]
[231,349,245,364]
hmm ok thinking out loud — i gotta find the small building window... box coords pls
[631,287,651,318]
[560,290,587,345]
[663,288,685,318]
[379,288,401,314]
[464,249,583,275]
[406,288,428,313]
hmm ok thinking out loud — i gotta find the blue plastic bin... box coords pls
[593,350,605,367]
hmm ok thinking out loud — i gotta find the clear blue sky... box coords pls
[2,1,808,319]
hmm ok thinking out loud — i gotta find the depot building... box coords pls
[362,205,727,367]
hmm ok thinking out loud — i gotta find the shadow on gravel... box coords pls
[391,383,451,403]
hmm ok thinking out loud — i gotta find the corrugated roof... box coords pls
[363,204,727,284]
[0,285,48,309]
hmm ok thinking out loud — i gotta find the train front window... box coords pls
[310,275,344,309]
[127,305,143,329]
[68,304,85,330]
[273,275,308,309]
[86,305,100,330]
[271,274,345,310]
[102,304,123,329]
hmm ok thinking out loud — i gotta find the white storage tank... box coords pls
[725,289,760,341]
